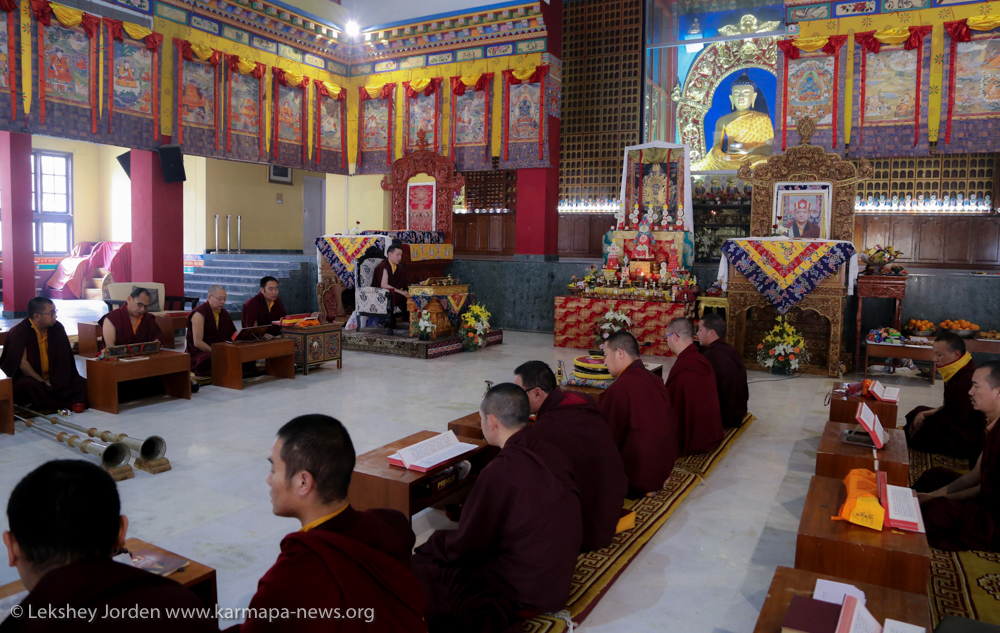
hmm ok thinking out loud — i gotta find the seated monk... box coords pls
[0,297,87,411]
[665,317,725,455]
[373,243,409,329]
[228,415,426,632]
[514,360,628,552]
[697,313,749,428]
[100,286,162,348]
[904,333,986,461]
[1,460,216,632]
[914,361,1000,552]
[412,384,582,632]
[185,285,237,377]
[242,276,287,338]
[600,331,681,497]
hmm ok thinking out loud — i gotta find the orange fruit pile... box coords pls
[907,319,934,331]
[940,319,979,331]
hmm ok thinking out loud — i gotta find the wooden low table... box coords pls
[0,537,217,608]
[77,321,102,358]
[86,351,192,414]
[816,421,909,486]
[796,475,930,594]
[865,342,936,384]
[155,312,190,349]
[347,430,493,521]
[211,338,295,390]
[829,383,899,428]
[280,323,342,375]
[448,412,484,440]
[0,376,11,435]
[753,566,930,633]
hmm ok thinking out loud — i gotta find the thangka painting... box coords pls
[112,40,153,117]
[406,182,436,231]
[407,92,436,149]
[953,34,1000,119]
[179,59,214,128]
[786,55,835,128]
[0,12,9,90]
[319,96,341,150]
[43,24,89,106]
[277,84,302,143]
[361,98,389,150]
[454,90,486,145]
[229,72,259,135]
[508,82,541,141]
[863,48,917,125]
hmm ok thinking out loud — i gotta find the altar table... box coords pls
[554,296,692,356]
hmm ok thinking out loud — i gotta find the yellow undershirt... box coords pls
[213,309,220,328]
[29,320,49,380]
[299,504,348,532]
[389,262,398,274]
[267,300,274,312]
[939,351,973,383]
[132,314,143,334]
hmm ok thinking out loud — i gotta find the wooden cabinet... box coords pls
[854,215,1000,269]
[557,213,615,258]
[453,213,516,256]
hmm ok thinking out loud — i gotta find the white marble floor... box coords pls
[0,330,942,631]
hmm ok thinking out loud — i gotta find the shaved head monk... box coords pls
[904,333,986,461]
[2,460,216,632]
[600,330,680,497]
[697,313,750,428]
[242,276,286,338]
[0,297,87,410]
[665,317,725,455]
[515,360,628,551]
[412,383,582,632]
[100,287,162,349]
[186,285,236,376]
[229,415,427,632]
[914,361,1000,551]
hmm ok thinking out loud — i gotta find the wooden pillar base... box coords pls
[105,465,135,481]
[134,457,172,474]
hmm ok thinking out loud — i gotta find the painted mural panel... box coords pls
[953,35,1000,119]
[407,91,435,147]
[863,48,917,125]
[361,98,389,149]
[229,72,259,135]
[320,97,341,150]
[180,59,214,127]
[508,82,540,141]
[277,84,302,143]
[0,12,8,90]
[786,55,835,127]
[454,90,486,145]
[44,24,89,106]
[113,39,153,117]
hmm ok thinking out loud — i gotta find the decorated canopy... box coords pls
[618,141,694,233]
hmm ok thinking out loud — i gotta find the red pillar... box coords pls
[0,132,35,317]
[131,150,184,296]
[515,164,560,259]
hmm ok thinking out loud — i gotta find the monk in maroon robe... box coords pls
[372,244,409,315]
[412,384,582,632]
[915,362,1000,552]
[599,331,681,497]
[905,333,986,461]
[231,414,426,633]
[242,276,287,337]
[99,287,162,349]
[0,297,87,410]
[1,460,215,633]
[698,314,750,428]
[186,285,237,376]
[665,318,725,455]
[515,360,628,551]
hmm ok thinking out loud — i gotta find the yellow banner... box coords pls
[49,2,83,27]
[189,42,214,61]
[235,57,256,75]
[873,27,911,45]
[321,81,341,96]
[459,73,481,86]
[968,15,1000,31]
[510,65,537,81]
[282,69,304,87]
[122,21,152,40]
[363,82,387,98]
[792,36,828,52]
[409,77,431,92]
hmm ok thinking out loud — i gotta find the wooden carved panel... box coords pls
[855,214,1000,268]
[945,218,972,263]
[974,217,1000,264]
[381,149,465,242]
[915,217,943,263]
[889,216,915,263]
[453,214,516,256]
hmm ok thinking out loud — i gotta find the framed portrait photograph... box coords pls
[268,165,293,185]
[772,182,832,239]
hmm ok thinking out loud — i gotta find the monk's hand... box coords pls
[263,333,274,340]
[43,379,51,387]
[917,490,943,504]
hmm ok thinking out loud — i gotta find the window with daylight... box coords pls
[32,151,73,255]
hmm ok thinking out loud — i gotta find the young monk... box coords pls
[664,317,725,455]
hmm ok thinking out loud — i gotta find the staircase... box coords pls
[183,253,318,319]
[83,268,110,301]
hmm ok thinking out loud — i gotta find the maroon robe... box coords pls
[241,293,287,337]
[99,305,162,349]
[600,359,681,496]
[533,388,628,551]
[0,558,216,633]
[185,301,237,376]
[914,419,1000,551]
[372,261,408,312]
[666,345,725,456]
[905,359,986,461]
[230,505,426,633]
[412,427,582,631]
[0,318,87,410]
[701,339,750,428]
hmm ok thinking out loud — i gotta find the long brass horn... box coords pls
[19,415,132,469]
[17,406,166,461]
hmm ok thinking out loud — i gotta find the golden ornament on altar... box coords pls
[641,163,670,207]
[692,72,774,171]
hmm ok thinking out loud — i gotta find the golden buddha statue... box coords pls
[692,72,774,171]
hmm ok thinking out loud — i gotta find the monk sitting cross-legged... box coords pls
[697,313,750,429]
[185,284,237,377]
[599,330,681,497]
[412,384,582,633]
[100,287,163,349]
[514,360,628,552]
[229,414,427,632]
[914,361,1000,552]
[242,276,287,338]
[665,317,725,456]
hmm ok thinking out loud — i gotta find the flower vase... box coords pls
[770,366,792,376]
[418,333,430,341]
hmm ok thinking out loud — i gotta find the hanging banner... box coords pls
[104,18,162,141]
[943,18,1000,146]
[173,38,222,153]
[0,1,18,122]
[403,77,442,153]
[272,67,307,166]
[314,78,346,173]
[450,73,492,171]
[32,0,100,132]
[357,82,394,174]
[501,65,548,163]
[777,36,846,150]
[225,54,265,161]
